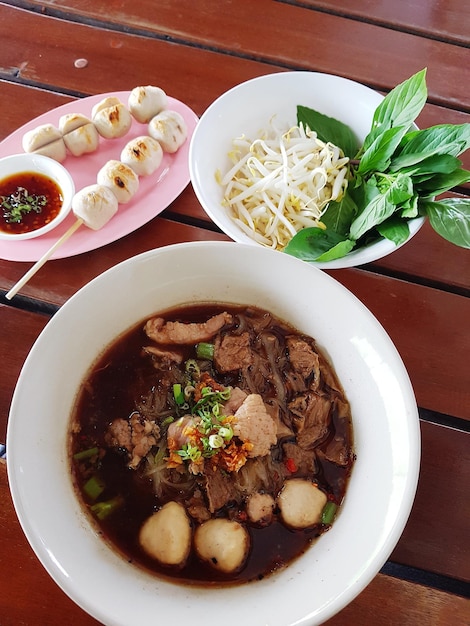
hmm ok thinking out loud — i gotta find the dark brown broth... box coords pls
[70,304,354,586]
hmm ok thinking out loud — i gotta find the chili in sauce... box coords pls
[0,171,63,235]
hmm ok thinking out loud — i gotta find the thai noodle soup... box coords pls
[70,304,355,585]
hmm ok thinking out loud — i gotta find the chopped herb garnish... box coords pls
[1,186,48,224]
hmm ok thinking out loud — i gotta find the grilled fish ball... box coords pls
[128,85,168,123]
[148,110,187,153]
[22,123,67,162]
[72,184,118,230]
[97,159,139,204]
[93,102,132,139]
[59,113,99,157]
[120,135,163,176]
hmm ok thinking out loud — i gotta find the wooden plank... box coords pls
[325,572,470,625]
[1,3,469,111]
[0,217,229,306]
[368,219,470,294]
[0,305,49,442]
[0,460,468,625]
[327,269,470,421]
[392,421,470,582]
[299,0,470,45]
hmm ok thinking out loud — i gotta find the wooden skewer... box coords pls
[5,218,84,300]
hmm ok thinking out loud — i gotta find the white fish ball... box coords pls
[148,110,187,153]
[93,103,132,139]
[128,85,168,123]
[139,501,192,567]
[72,184,118,230]
[91,96,122,119]
[194,518,250,574]
[22,124,67,163]
[58,113,91,134]
[277,479,328,529]
[97,159,139,204]
[63,123,99,157]
[120,135,163,176]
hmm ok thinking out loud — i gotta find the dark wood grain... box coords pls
[1,3,469,110]
[0,305,49,442]
[392,421,470,582]
[1,460,469,626]
[328,269,470,421]
[0,217,229,305]
[298,0,470,45]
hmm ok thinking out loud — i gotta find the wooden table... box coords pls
[1,1,469,624]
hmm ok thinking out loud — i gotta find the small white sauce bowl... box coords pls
[0,153,75,241]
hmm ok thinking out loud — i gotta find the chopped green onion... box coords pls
[185,359,200,377]
[195,342,214,360]
[161,416,175,426]
[73,447,99,461]
[83,474,105,501]
[90,496,124,520]
[321,501,338,525]
[218,425,233,441]
[177,443,202,462]
[173,383,185,405]
[209,433,224,449]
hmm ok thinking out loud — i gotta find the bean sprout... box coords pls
[218,122,350,250]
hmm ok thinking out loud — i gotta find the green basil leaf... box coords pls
[371,68,427,132]
[400,194,419,219]
[358,125,407,174]
[296,105,359,158]
[394,124,470,163]
[320,191,358,236]
[284,227,351,261]
[314,238,355,262]
[416,168,470,197]
[349,174,413,240]
[376,216,410,245]
[387,173,414,204]
[421,198,470,248]
[349,192,395,241]
[396,154,462,176]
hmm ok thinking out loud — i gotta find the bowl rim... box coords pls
[0,152,75,241]
[189,71,425,268]
[6,241,421,625]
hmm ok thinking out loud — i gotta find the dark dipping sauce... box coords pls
[0,171,63,235]
[70,304,355,587]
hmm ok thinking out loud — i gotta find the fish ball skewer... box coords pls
[5,184,119,300]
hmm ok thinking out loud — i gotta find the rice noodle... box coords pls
[219,122,350,250]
